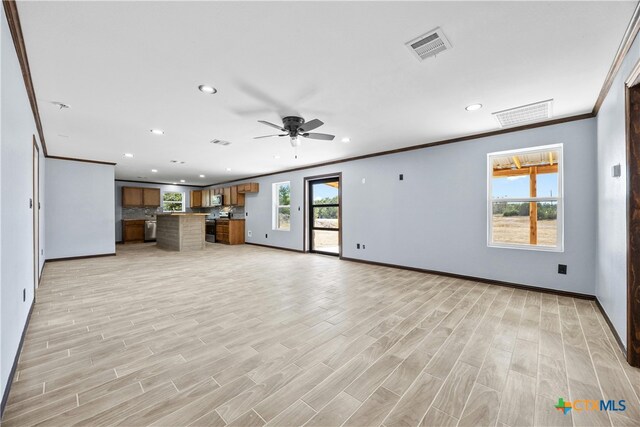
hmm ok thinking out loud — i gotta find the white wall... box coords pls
[596,37,640,348]
[45,159,115,259]
[1,7,45,402]
[238,118,597,296]
[114,181,199,242]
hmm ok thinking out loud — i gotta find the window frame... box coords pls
[272,181,291,231]
[486,143,564,252]
[162,190,186,213]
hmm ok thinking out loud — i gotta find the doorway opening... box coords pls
[306,175,341,256]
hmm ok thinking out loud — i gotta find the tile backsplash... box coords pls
[195,206,246,219]
[122,206,199,219]
[122,207,162,219]
[123,206,244,220]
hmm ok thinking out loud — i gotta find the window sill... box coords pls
[488,242,564,253]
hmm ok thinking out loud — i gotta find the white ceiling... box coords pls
[18,1,636,185]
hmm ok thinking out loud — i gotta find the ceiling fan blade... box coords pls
[302,132,335,141]
[298,119,324,133]
[258,120,286,132]
[254,134,288,139]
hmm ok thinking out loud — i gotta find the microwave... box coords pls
[211,194,223,207]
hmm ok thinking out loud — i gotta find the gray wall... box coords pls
[114,181,199,242]
[45,159,115,259]
[595,36,640,348]
[1,6,46,400]
[238,118,597,296]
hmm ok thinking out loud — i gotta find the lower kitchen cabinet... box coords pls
[122,220,145,243]
[215,219,245,245]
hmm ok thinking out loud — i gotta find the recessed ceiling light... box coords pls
[151,169,158,173]
[180,179,186,183]
[199,174,205,178]
[341,137,351,143]
[198,85,217,94]
[150,129,164,135]
[465,103,483,111]
[226,168,232,172]
[172,182,177,185]
[123,153,134,158]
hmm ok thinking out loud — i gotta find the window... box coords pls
[273,181,291,231]
[162,191,185,212]
[487,144,563,251]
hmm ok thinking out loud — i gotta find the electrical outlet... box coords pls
[399,174,404,181]
[23,289,26,302]
[248,230,252,237]
[558,264,567,275]
[265,233,268,239]
[356,243,360,249]
[363,244,366,249]
[245,212,248,216]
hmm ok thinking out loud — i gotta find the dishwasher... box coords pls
[144,219,157,242]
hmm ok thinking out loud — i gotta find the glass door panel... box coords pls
[309,178,340,255]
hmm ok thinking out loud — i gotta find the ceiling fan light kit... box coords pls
[254,116,335,152]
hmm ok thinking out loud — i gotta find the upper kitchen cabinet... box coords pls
[122,187,143,207]
[223,187,231,205]
[190,190,202,208]
[143,188,161,207]
[202,189,211,207]
[237,183,259,193]
[122,187,161,208]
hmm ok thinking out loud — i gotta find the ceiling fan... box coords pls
[254,116,335,147]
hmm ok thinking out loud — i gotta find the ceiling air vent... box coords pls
[493,99,554,128]
[210,139,231,146]
[406,27,451,61]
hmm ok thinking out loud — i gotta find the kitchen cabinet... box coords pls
[143,188,161,207]
[122,187,143,207]
[122,220,145,243]
[190,190,202,208]
[223,187,231,205]
[202,189,211,207]
[123,186,161,208]
[237,183,259,193]
[215,219,245,245]
[230,186,238,206]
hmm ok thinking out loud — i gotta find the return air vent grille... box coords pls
[406,27,452,61]
[492,99,554,128]
[210,139,231,146]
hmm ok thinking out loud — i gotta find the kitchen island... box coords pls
[156,213,208,251]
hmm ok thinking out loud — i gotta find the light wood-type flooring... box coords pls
[3,243,640,426]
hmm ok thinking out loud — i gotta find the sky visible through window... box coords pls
[492,173,557,198]
[313,183,338,201]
